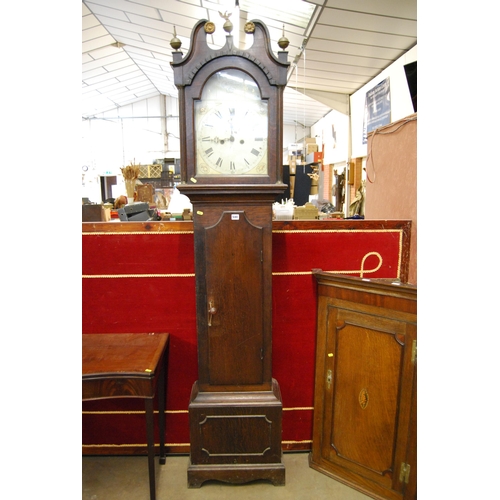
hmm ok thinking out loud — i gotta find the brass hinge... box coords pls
[399,462,411,484]
[411,340,417,365]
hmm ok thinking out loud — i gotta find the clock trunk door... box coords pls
[202,211,265,388]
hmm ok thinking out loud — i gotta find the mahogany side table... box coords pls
[82,333,170,500]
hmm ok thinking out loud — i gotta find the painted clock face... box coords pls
[195,69,268,176]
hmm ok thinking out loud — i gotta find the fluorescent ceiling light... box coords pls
[198,0,315,29]
[239,0,315,28]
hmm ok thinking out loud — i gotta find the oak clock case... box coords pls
[171,19,289,488]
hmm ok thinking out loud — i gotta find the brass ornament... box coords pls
[204,21,215,34]
[277,24,289,50]
[358,388,369,409]
[170,26,182,50]
[244,21,255,34]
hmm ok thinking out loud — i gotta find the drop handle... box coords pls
[208,301,217,326]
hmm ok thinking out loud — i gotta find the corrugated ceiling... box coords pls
[82,0,416,127]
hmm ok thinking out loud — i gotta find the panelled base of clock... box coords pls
[187,379,285,487]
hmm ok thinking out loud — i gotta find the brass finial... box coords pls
[219,11,233,34]
[170,26,182,50]
[278,24,289,50]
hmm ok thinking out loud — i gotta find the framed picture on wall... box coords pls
[362,78,391,144]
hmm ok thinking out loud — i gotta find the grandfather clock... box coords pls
[171,17,289,487]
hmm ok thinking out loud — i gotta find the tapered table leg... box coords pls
[158,352,166,465]
[145,398,156,500]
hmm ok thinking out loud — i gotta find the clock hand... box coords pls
[217,136,235,144]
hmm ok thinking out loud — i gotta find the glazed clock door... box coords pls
[194,69,269,177]
[199,210,266,389]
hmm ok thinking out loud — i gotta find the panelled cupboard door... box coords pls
[310,273,416,500]
[321,305,415,495]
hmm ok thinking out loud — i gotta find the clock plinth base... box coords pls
[187,461,285,488]
[187,379,285,487]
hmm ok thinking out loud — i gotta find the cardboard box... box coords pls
[294,202,319,220]
[136,184,154,203]
[82,205,110,222]
[305,152,323,164]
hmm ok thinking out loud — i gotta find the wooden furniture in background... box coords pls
[309,273,416,500]
[136,183,154,203]
[82,333,170,500]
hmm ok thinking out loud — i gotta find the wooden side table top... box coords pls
[82,333,169,401]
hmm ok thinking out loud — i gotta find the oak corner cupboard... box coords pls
[309,271,417,500]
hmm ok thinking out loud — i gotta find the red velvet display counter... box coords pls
[82,219,411,455]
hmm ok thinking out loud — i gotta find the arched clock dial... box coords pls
[195,69,268,176]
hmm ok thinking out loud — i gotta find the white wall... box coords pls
[283,123,311,163]
[307,45,417,165]
[350,45,417,159]
[310,108,349,165]
[308,104,350,211]
[81,95,181,202]
[82,95,181,176]
[283,124,300,150]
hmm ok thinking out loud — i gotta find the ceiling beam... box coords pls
[294,88,349,115]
